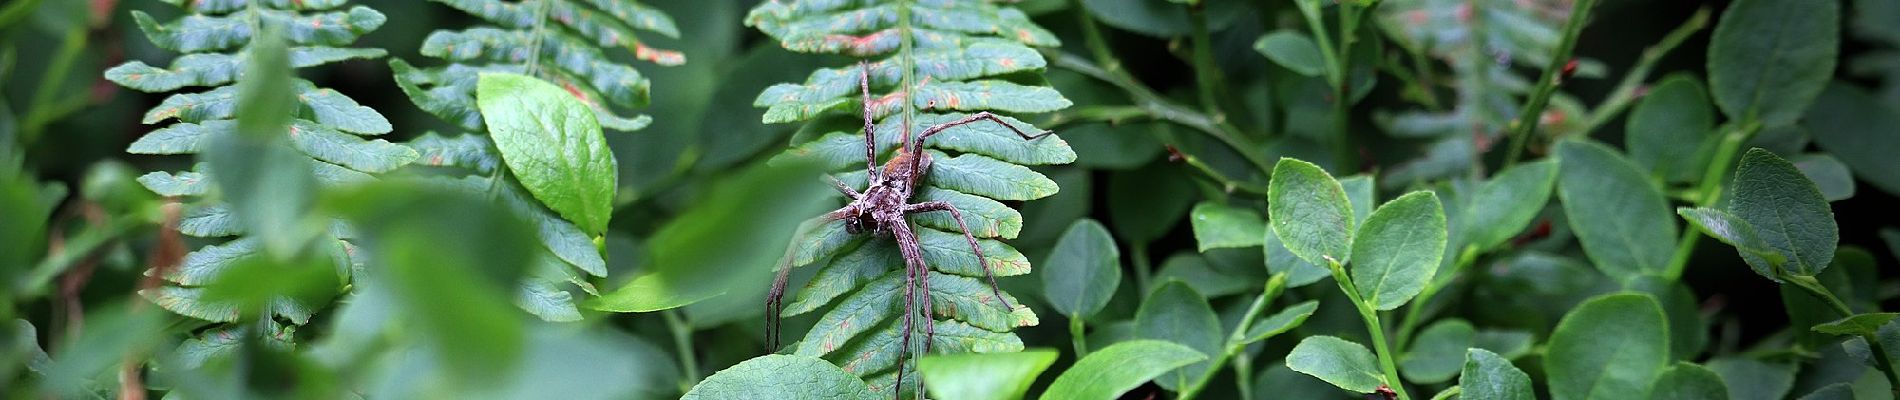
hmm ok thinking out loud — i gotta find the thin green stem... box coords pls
[1784,274,1900,391]
[1501,0,1600,167]
[1048,51,1273,176]
[1180,289,1274,400]
[1175,150,1271,196]
[1187,3,1226,122]
[1428,386,1463,400]
[523,0,553,76]
[1660,122,1761,282]
[1233,352,1255,400]
[663,310,700,391]
[1328,259,1410,400]
[1581,7,1710,133]
[1069,317,1089,359]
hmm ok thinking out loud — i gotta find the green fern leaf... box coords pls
[110,0,409,334]
[746,0,1073,392]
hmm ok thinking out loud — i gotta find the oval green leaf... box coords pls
[682,354,875,400]
[1707,0,1838,126]
[1039,340,1206,400]
[1190,201,1267,251]
[1286,335,1385,393]
[1460,160,1558,252]
[1732,148,1838,276]
[1134,281,1222,391]
[1350,191,1447,310]
[1545,293,1670,400]
[1806,84,1900,197]
[918,350,1058,400]
[1648,363,1729,400]
[476,72,617,235]
[1461,348,1534,400]
[1555,139,1678,280]
[1041,219,1121,319]
[1269,158,1354,267]
[1255,30,1326,77]
[1626,75,1716,183]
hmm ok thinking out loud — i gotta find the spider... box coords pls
[765,61,1054,394]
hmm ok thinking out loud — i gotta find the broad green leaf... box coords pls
[918,350,1058,400]
[1400,319,1475,384]
[1796,384,1855,400]
[1677,207,1784,279]
[1240,300,1319,345]
[1791,154,1855,201]
[476,72,617,235]
[1627,75,1716,183]
[1705,357,1796,400]
[1156,253,1250,297]
[1041,219,1121,319]
[1806,84,1900,197]
[1269,158,1354,267]
[1814,313,1900,336]
[682,355,875,400]
[1556,140,1677,280]
[1545,293,1670,400]
[591,161,830,312]
[1707,0,1838,126]
[1107,162,1196,244]
[1461,348,1534,400]
[516,279,581,322]
[1731,148,1838,276]
[1189,202,1267,251]
[1134,281,1222,391]
[1460,160,1558,252]
[1039,340,1206,400]
[1648,363,1729,400]
[1079,0,1190,37]
[1625,277,1712,361]
[1340,175,1376,229]
[1349,191,1446,310]
[1473,330,1535,360]
[1286,335,1385,393]
[1255,30,1326,77]
[1254,364,1342,400]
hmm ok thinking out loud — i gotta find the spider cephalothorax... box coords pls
[765,61,1053,396]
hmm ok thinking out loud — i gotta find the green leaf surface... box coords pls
[1790,154,1856,202]
[1627,75,1716,183]
[476,72,617,235]
[1350,191,1447,310]
[1286,335,1385,393]
[1731,148,1838,276]
[1705,357,1796,400]
[1269,158,1354,267]
[1190,202,1267,251]
[1813,313,1900,336]
[1041,219,1120,319]
[1805,84,1900,197]
[918,350,1058,400]
[682,355,875,400]
[1240,300,1319,345]
[1265,228,1330,287]
[1648,363,1729,400]
[1545,293,1670,400]
[1461,348,1534,400]
[1460,160,1558,252]
[1796,384,1855,400]
[1400,319,1475,384]
[1134,281,1222,391]
[1039,340,1206,400]
[1677,207,1783,279]
[1556,140,1677,280]
[1707,0,1838,126]
[1255,30,1326,77]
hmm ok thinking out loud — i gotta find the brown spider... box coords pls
[765,61,1053,394]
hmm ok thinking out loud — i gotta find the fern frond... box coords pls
[394,0,683,132]
[747,0,1074,395]
[109,0,409,335]
[393,0,685,321]
[1375,0,1591,186]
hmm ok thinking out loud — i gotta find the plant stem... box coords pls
[1660,122,1761,282]
[1069,317,1090,358]
[1048,53,1273,176]
[1428,386,1463,400]
[1179,289,1274,400]
[1328,259,1410,400]
[1784,274,1900,392]
[1040,105,1151,129]
[1187,2,1226,122]
[1174,149,1271,196]
[1233,352,1256,400]
[663,310,700,391]
[1501,0,1600,167]
[1394,246,1478,351]
[1581,7,1710,132]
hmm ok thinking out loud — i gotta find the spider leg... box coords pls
[825,174,862,199]
[905,201,1015,311]
[857,60,880,179]
[890,221,935,399]
[766,208,854,352]
[906,111,1054,174]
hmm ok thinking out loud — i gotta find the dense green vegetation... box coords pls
[4,0,1900,398]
